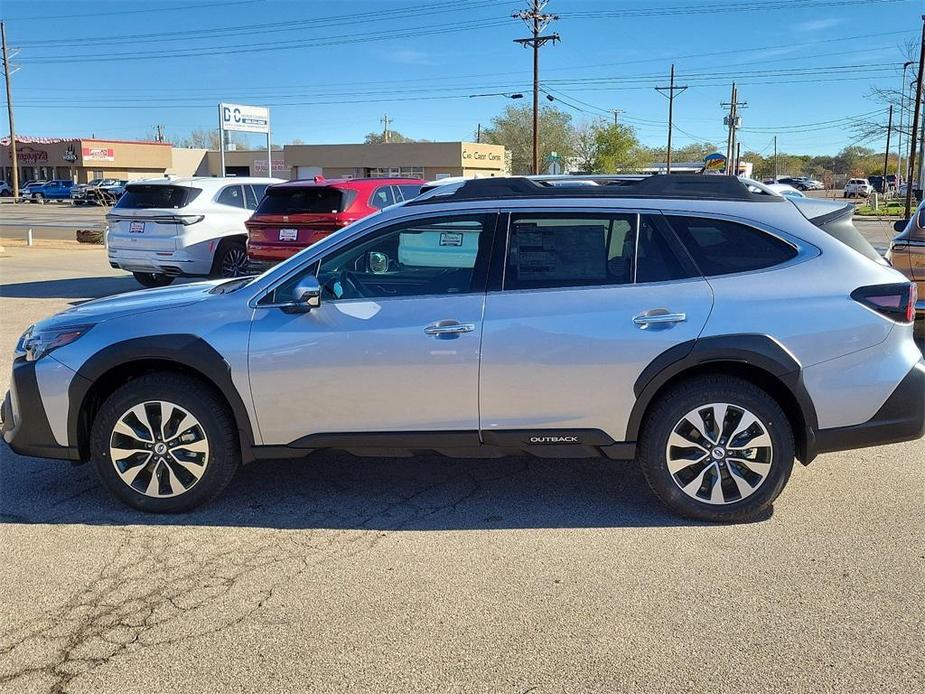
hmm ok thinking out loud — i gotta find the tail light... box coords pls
[851,283,917,324]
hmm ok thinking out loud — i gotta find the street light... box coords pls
[469,92,524,99]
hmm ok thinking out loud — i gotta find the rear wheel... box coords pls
[211,239,250,278]
[638,375,795,523]
[132,271,175,288]
[90,373,239,512]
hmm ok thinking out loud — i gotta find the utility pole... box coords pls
[905,14,924,218]
[381,114,391,143]
[612,109,623,126]
[881,104,893,195]
[655,64,687,174]
[722,83,747,176]
[513,0,559,175]
[898,61,913,185]
[735,142,741,178]
[154,124,165,143]
[476,123,481,143]
[774,135,779,181]
[1,21,19,199]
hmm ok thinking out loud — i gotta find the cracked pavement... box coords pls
[1,245,923,693]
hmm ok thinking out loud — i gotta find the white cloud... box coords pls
[387,49,435,66]
[796,18,844,32]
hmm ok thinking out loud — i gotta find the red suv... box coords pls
[246,177,424,265]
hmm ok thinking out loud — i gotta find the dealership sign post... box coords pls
[218,102,271,178]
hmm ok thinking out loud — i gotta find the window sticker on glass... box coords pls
[439,231,464,247]
[279,228,298,241]
[511,223,606,281]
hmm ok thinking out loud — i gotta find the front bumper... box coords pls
[2,359,80,461]
[815,360,925,456]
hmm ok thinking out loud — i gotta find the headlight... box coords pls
[18,324,94,362]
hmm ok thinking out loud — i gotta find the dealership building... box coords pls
[1,136,175,184]
[2,137,508,184]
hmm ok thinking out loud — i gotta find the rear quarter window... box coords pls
[667,216,798,277]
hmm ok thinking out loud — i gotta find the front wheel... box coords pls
[132,271,175,288]
[90,373,240,512]
[638,375,795,523]
[31,193,43,204]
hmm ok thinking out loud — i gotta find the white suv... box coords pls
[844,178,872,198]
[106,176,282,287]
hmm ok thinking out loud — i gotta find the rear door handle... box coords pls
[424,321,475,336]
[633,310,687,328]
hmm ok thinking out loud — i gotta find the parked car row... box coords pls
[106,175,424,287]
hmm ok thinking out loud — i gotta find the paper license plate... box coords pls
[279,228,298,241]
[129,221,145,234]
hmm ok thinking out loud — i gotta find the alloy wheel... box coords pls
[665,402,773,505]
[109,401,210,498]
[220,247,249,277]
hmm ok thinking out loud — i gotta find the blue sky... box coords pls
[0,0,918,155]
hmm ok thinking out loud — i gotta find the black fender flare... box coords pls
[627,334,820,462]
[67,335,255,462]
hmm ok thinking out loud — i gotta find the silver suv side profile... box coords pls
[3,176,923,521]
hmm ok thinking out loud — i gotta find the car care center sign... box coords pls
[219,103,270,134]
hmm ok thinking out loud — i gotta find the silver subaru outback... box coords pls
[3,176,923,521]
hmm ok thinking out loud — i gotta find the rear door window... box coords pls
[217,185,245,208]
[115,184,201,210]
[667,215,798,276]
[255,187,347,215]
[370,185,396,209]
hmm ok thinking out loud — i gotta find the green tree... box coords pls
[480,105,576,175]
[573,120,646,173]
[364,131,427,144]
[643,141,719,166]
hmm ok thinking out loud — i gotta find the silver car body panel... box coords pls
[13,191,922,452]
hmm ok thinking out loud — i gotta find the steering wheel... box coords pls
[335,269,367,299]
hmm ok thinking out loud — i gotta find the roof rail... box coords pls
[407,174,780,205]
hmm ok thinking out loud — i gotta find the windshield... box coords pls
[255,186,350,215]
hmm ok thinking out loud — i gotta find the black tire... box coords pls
[132,271,175,288]
[90,372,240,512]
[638,375,795,523]
[31,193,42,204]
[210,239,250,278]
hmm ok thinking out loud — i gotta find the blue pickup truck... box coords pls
[29,179,75,203]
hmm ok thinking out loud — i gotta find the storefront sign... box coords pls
[220,102,270,134]
[17,146,48,164]
[463,147,503,162]
[82,146,115,161]
[62,144,78,162]
[252,158,288,174]
[704,152,726,172]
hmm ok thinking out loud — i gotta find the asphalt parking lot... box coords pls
[1,238,923,692]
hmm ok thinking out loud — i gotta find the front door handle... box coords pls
[633,310,687,328]
[424,321,475,336]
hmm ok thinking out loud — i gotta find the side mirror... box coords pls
[368,251,389,274]
[894,219,909,233]
[289,275,321,312]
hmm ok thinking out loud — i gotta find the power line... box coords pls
[1,0,263,22]
[15,0,499,47]
[560,0,904,18]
